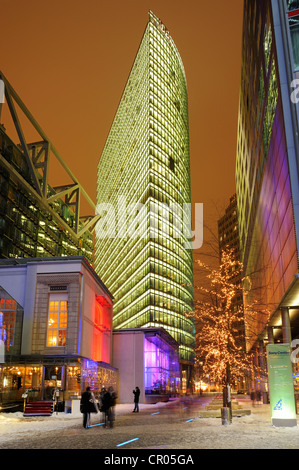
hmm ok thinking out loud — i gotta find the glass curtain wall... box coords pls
[95,11,195,363]
[236,0,299,349]
[0,128,93,262]
[144,336,180,394]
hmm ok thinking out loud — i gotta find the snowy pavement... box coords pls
[0,397,299,449]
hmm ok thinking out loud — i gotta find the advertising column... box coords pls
[266,343,297,427]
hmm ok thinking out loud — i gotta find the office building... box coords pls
[0,71,98,264]
[95,11,195,380]
[218,194,244,314]
[218,194,240,259]
[236,0,299,356]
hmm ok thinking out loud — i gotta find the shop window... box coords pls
[47,293,68,347]
[287,2,299,70]
[0,295,17,352]
[287,1,299,12]
[290,20,299,70]
[144,337,180,395]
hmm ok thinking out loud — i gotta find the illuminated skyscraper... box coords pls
[95,11,195,369]
[236,0,299,356]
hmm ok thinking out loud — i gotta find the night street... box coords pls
[1,396,299,451]
[2,2,299,456]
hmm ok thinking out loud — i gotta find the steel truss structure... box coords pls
[0,70,99,261]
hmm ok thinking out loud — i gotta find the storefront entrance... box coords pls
[0,365,42,404]
[43,365,63,400]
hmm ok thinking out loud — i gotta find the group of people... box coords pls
[250,390,262,406]
[80,385,117,429]
[80,385,141,428]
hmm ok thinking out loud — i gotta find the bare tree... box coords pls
[190,246,270,412]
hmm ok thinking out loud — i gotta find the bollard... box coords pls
[221,407,231,426]
[22,391,28,413]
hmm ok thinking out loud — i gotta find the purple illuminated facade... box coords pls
[113,328,180,404]
[236,0,299,363]
[144,335,179,395]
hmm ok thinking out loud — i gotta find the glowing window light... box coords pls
[47,294,68,347]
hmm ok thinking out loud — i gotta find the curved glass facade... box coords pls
[236,0,299,350]
[95,11,195,363]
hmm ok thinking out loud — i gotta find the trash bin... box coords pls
[221,407,231,426]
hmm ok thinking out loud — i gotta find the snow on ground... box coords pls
[0,403,157,445]
[0,397,299,449]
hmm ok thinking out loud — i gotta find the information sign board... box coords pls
[266,343,297,427]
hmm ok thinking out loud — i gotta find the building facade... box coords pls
[236,0,299,361]
[113,327,180,404]
[218,195,240,259]
[218,194,244,313]
[0,257,117,408]
[95,11,195,373]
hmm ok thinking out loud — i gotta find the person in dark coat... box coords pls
[133,386,140,412]
[107,386,117,428]
[101,387,112,427]
[250,390,256,406]
[80,386,97,428]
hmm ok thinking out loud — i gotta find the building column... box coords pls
[281,307,292,344]
[258,340,268,403]
[253,349,260,393]
[267,326,274,344]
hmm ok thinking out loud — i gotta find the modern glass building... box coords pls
[218,195,243,312]
[236,0,299,357]
[95,11,195,370]
[218,194,240,260]
[0,72,96,263]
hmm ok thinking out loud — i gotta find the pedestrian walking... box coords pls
[80,386,97,429]
[133,386,140,412]
[101,387,112,427]
[107,386,117,428]
[250,390,256,407]
[99,386,106,411]
[256,390,261,404]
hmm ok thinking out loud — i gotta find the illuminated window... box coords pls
[0,297,17,350]
[47,293,68,347]
[288,13,299,70]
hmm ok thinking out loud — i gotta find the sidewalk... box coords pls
[0,397,299,449]
[0,402,163,447]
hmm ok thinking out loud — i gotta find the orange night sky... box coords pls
[1,0,244,258]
